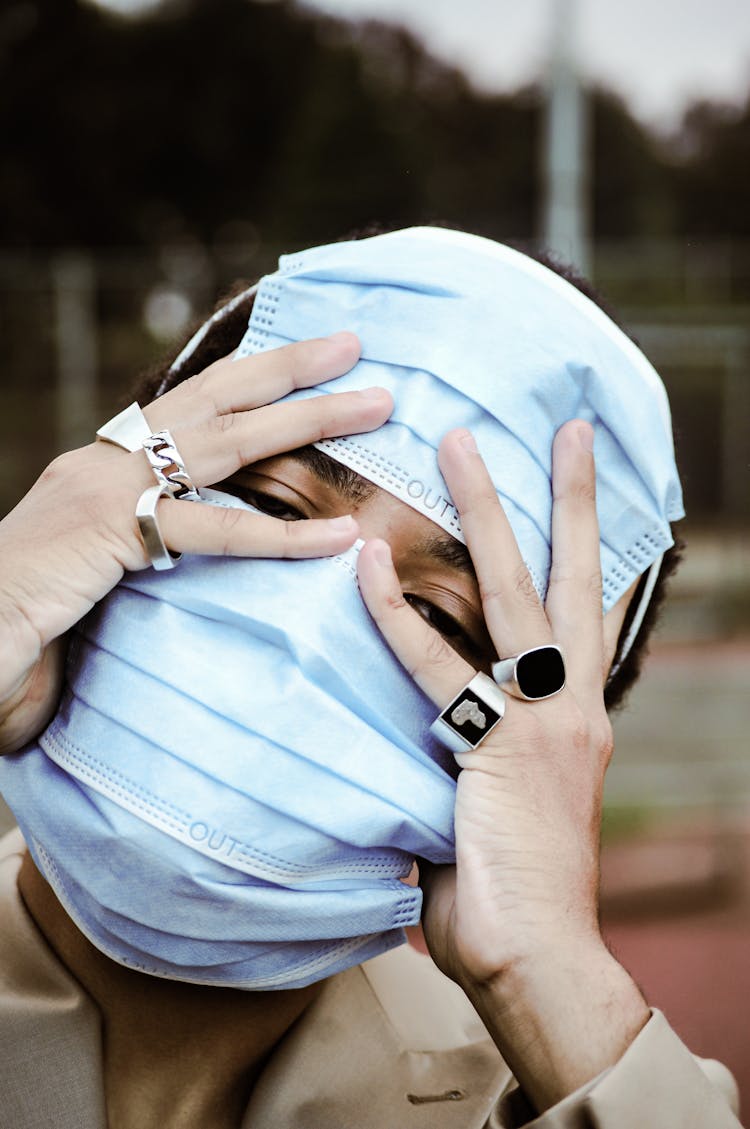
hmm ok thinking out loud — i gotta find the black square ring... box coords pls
[429,673,506,755]
[491,645,566,701]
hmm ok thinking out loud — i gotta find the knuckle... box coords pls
[214,411,239,436]
[278,517,298,558]
[383,587,409,614]
[573,477,597,505]
[310,401,343,442]
[423,628,458,670]
[478,564,541,613]
[459,487,499,522]
[477,577,505,608]
[180,367,222,411]
[215,504,245,553]
[39,448,82,484]
[511,562,541,608]
[180,367,211,396]
[284,341,315,386]
[563,706,613,767]
[207,411,246,469]
[368,583,408,633]
[546,561,573,589]
[553,476,597,507]
[592,716,615,765]
[401,624,457,682]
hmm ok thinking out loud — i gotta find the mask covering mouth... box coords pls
[0,496,455,990]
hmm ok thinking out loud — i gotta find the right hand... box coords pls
[0,332,391,753]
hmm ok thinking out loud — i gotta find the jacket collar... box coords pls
[0,830,511,1128]
[243,944,512,1128]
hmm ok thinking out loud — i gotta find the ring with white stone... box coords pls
[429,673,506,755]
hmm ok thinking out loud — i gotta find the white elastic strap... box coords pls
[608,553,664,681]
[157,283,259,395]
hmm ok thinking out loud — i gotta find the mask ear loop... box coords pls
[607,552,664,683]
[155,283,260,397]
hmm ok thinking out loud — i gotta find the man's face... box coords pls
[223,447,495,670]
[224,446,637,678]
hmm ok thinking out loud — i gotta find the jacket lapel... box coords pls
[0,829,107,1129]
[0,826,512,1129]
[244,944,512,1128]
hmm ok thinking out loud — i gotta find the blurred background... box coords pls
[1,0,749,1105]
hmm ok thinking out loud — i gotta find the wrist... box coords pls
[0,590,43,690]
[0,602,66,754]
[462,937,650,1113]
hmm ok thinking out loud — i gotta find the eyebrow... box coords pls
[289,446,476,575]
[413,531,476,576]
[286,446,380,505]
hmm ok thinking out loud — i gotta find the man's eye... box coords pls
[241,490,306,522]
[403,594,468,644]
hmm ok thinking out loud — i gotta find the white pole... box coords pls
[542,0,590,275]
[53,253,98,453]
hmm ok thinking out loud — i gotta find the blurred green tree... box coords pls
[0,0,748,249]
[676,95,750,238]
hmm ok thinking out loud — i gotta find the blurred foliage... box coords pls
[600,803,654,846]
[677,98,750,238]
[2,0,748,250]
[2,0,749,532]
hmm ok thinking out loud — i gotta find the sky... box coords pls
[92,0,750,132]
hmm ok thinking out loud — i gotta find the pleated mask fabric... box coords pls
[0,499,455,989]
[0,226,684,990]
[237,226,684,610]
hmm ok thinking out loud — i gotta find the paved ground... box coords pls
[601,816,750,1115]
[608,639,750,808]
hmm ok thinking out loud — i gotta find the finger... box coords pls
[437,430,551,656]
[148,333,362,425]
[545,420,605,704]
[164,386,393,486]
[156,497,360,559]
[357,538,474,705]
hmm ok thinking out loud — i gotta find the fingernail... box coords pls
[359,386,387,399]
[577,423,594,452]
[328,514,356,531]
[371,539,392,567]
[327,331,356,344]
[458,430,477,453]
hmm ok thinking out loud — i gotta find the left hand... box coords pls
[356,420,649,1110]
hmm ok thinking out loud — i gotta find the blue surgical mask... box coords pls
[237,226,683,612]
[0,495,455,989]
[1,227,685,990]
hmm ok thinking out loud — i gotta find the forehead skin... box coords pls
[284,447,475,575]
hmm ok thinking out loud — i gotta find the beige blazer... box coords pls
[0,829,740,1129]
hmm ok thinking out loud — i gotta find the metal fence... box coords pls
[1,242,748,820]
[2,241,749,525]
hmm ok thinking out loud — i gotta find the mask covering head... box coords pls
[0,227,684,990]
[233,226,683,612]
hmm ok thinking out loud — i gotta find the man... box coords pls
[0,227,739,1127]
